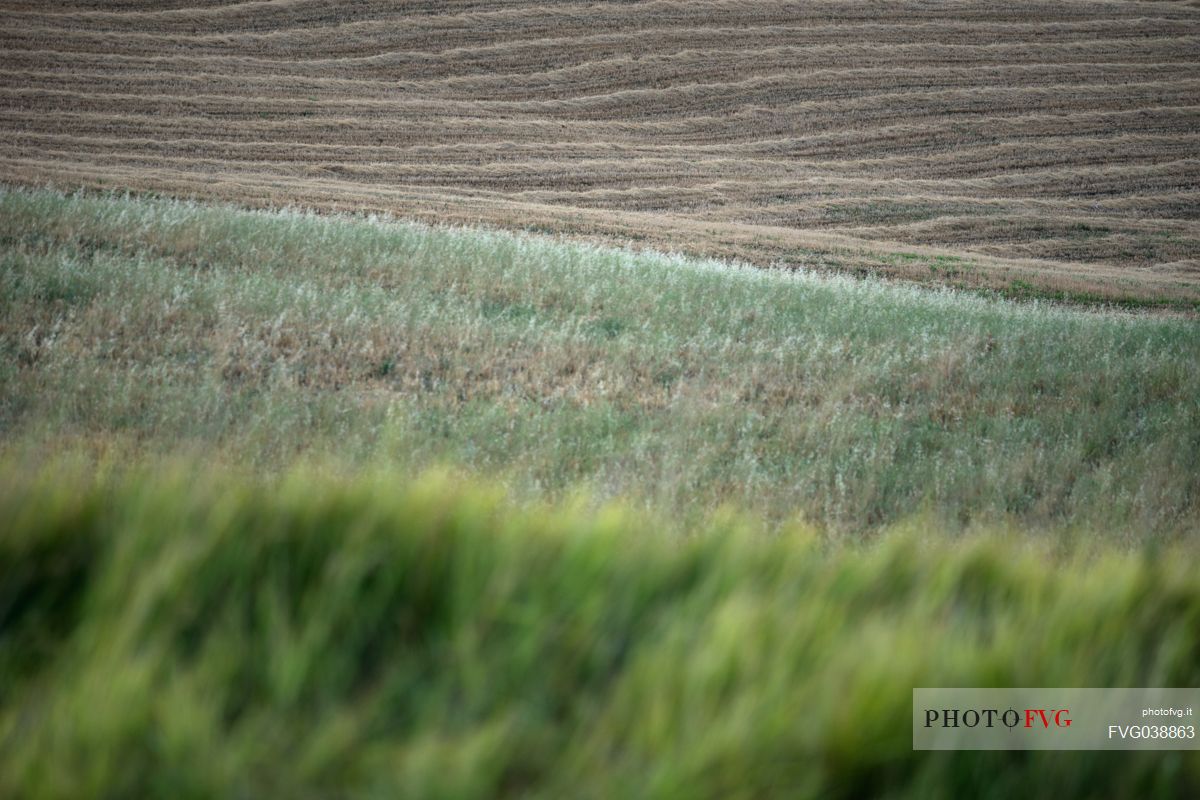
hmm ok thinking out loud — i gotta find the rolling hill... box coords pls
[2,0,1200,307]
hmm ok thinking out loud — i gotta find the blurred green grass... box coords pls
[1,461,1197,799]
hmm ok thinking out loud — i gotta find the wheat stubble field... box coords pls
[2,0,1200,308]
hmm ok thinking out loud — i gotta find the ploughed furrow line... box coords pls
[7,19,1200,61]
[5,83,1198,136]
[8,130,1195,182]
[6,106,1196,158]
[4,60,1197,103]
[6,1,1195,38]
[2,1,1199,307]
[6,35,1198,81]
[3,102,1194,152]
[8,142,1194,198]
[5,121,1196,189]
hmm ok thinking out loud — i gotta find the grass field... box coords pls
[3,187,1199,538]
[1,462,1198,799]
[3,4,1200,794]
[2,1,1200,307]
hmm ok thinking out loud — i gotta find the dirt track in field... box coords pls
[2,1,1200,307]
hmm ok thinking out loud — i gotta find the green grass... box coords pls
[2,186,1199,538]
[1,461,1197,799]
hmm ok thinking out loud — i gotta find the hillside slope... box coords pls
[4,187,1198,536]
[1,1,1199,307]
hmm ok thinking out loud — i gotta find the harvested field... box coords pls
[2,1,1200,307]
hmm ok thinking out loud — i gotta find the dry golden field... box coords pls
[2,0,1200,307]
